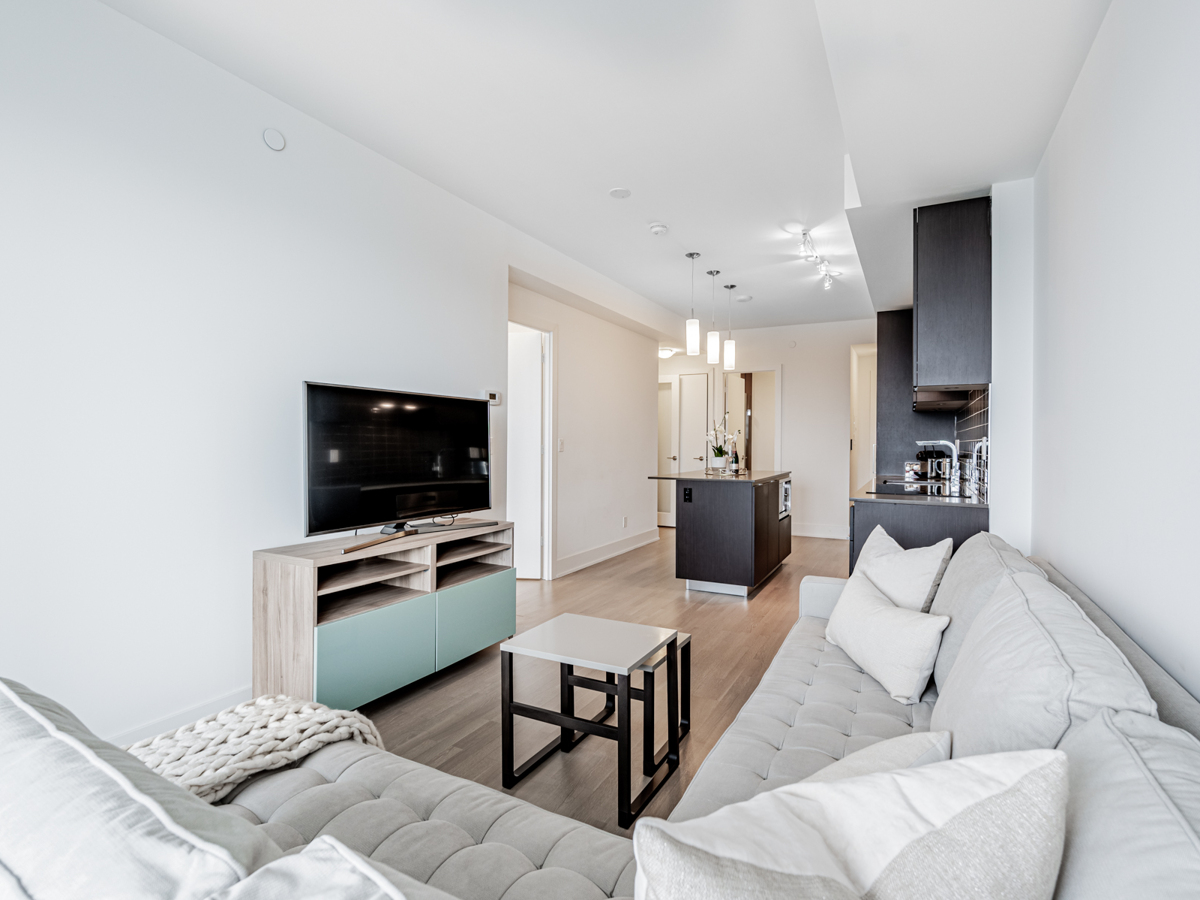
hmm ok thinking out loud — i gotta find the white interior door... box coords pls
[507,328,543,578]
[679,372,709,471]
[657,383,676,526]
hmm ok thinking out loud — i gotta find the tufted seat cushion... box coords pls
[667,616,934,822]
[219,740,636,900]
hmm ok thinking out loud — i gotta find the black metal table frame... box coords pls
[501,636,687,828]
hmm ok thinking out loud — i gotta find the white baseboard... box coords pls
[105,684,251,747]
[657,512,675,527]
[792,522,850,540]
[553,528,659,578]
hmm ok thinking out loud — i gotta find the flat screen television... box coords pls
[304,382,491,536]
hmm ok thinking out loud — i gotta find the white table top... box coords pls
[500,614,679,676]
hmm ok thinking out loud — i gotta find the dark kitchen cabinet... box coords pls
[913,196,991,391]
[669,473,791,592]
[849,500,989,571]
[753,480,780,585]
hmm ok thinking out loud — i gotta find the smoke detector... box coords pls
[609,187,631,199]
[736,295,753,303]
[648,222,669,236]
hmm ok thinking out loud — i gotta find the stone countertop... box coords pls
[649,469,792,485]
[852,477,988,509]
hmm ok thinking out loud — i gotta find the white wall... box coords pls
[0,1,672,741]
[660,319,875,541]
[990,178,1035,554]
[508,283,659,576]
[1031,0,1200,696]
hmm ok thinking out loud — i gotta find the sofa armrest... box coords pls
[799,576,847,619]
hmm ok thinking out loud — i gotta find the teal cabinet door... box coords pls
[314,593,435,710]
[435,569,517,670]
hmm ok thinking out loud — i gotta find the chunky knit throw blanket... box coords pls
[125,695,384,803]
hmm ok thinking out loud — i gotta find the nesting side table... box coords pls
[499,614,688,828]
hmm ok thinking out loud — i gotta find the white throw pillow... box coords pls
[825,572,949,704]
[802,731,952,783]
[633,749,1067,900]
[855,525,953,612]
[0,679,246,900]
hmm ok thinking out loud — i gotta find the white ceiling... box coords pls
[100,0,1111,330]
[815,0,1112,207]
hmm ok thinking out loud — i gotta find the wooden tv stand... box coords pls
[253,519,515,709]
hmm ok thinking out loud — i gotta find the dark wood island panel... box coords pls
[652,470,791,596]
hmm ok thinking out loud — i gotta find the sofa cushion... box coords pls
[930,573,1157,757]
[634,749,1067,900]
[667,617,935,823]
[825,572,950,704]
[929,531,1047,691]
[0,678,277,900]
[801,731,951,783]
[854,525,953,612]
[208,835,418,899]
[220,740,636,900]
[1055,709,1200,899]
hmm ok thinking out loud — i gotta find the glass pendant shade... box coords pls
[686,318,700,355]
[723,339,736,371]
[706,330,720,364]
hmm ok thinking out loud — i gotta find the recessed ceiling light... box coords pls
[648,222,669,236]
[736,295,752,303]
[609,187,631,199]
[378,402,394,408]
[782,222,806,235]
[403,404,418,410]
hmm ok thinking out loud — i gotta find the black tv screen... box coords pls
[305,383,491,536]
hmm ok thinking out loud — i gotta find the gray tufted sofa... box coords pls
[6,530,1200,898]
[668,533,1200,825]
[219,739,636,900]
[667,613,934,822]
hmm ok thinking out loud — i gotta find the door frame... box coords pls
[657,381,680,526]
[661,363,784,482]
[508,316,560,579]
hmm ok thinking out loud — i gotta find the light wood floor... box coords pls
[361,529,849,836]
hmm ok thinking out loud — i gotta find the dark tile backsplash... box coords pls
[955,387,989,502]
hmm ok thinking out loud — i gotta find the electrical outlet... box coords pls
[622,516,627,528]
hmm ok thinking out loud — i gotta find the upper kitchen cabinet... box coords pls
[913,196,991,391]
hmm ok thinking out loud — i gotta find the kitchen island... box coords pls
[850,478,988,570]
[649,470,791,597]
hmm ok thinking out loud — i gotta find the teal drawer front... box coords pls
[435,569,517,670]
[314,593,435,710]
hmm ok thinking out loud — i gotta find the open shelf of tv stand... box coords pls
[254,519,515,709]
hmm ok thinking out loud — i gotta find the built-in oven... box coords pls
[779,478,792,519]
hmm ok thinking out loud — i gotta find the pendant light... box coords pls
[706,269,721,364]
[723,283,737,371]
[685,252,701,356]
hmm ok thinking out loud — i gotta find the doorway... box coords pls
[725,370,775,470]
[656,367,779,521]
[507,322,551,578]
[850,344,878,493]
[657,383,677,526]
